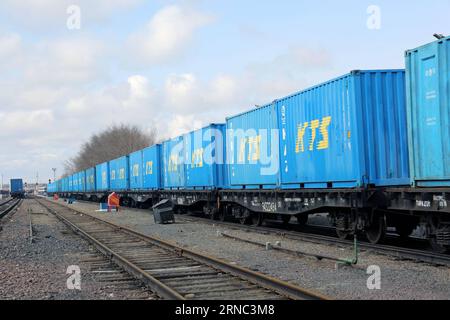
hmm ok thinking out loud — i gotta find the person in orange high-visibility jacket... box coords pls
[108,192,120,212]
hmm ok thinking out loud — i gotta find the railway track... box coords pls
[36,198,328,301]
[66,199,450,267]
[178,215,450,268]
[0,198,22,220]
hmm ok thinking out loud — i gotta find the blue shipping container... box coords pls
[226,103,280,188]
[96,162,110,191]
[162,136,185,189]
[278,70,410,188]
[406,37,450,187]
[85,167,96,192]
[72,173,79,192]
[184,124,228,189]
[64,176,69,192]
[143,145,162,190]
[129,150,143,190]
[61,177,68,192]
[10,179,23,193]
[109,156,129,191]
[68,175,73,192]
[79,171,86,192]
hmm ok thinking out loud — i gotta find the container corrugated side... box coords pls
[226,104,280,189]
[143,145,162,190]
[62,177,69,192]
[95,162,110,191]
[184,124,228,189]
[68,175,73,192]
[406,37,450,187]
[278,70,409,188]
[162,137,185,189]
[129,150,143,190]
[72,173,79,192]
[109,156,129,191]
[79,171,86,192]
[85,167,96,192]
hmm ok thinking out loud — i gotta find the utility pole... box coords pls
[36,172,39,194]
[52,168,57,182]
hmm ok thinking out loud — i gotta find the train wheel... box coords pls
[296,215,308,227]
[335,214,353,240]
[366,215,386,244]
[252,213,265,226]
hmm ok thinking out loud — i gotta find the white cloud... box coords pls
[24,38,104,85]
[164,73,199,111]
[0,33,21,58]
[166,115,204,138]
[0,109,54,137]
[0,33,23,71]
[128,5,214,64]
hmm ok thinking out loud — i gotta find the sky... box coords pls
[0,0,449,184]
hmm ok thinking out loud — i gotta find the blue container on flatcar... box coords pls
[61,177,68,192]
[85,167,96,192]
[129,150,144,190]
[143,145,162,190]
[68,175,73,192]
[278,70,410,188]
[64,176,70,192]
[72,173,79,192]
[184,124,228,189]
[109,156,130,191]
[226,103,280,189]
[162,136,185,189]
[57,179,62,193]
[96,162,110,191]
[405,37,450,187]
[47,182,53,193]
[78,171,86,192]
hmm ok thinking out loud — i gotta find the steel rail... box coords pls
[38,200,186,300]
[179,216,450,267]
[0,199,22,220]
[62,199,450,266]
[37,198,329,300]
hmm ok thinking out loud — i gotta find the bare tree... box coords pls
[64,124,157,175]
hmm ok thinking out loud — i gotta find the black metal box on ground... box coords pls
[152,199,175,224]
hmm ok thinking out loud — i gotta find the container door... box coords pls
[416,53,444,178]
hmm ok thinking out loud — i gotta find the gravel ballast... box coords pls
[0,199,155,300]
[57,199,450,300]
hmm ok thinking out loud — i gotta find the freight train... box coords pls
[48,36,450,253]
